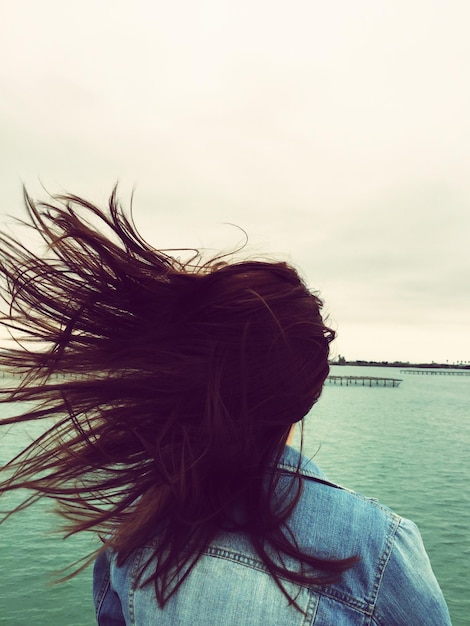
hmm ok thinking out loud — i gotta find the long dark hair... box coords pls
[0,188,357,608]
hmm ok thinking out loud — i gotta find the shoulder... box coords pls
[278,446,404,585]
[372,516,452,624]
[278,446,451,625]
[278,445,401,531]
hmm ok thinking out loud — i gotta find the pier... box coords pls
[400,369,470,376]
[326,376,402,387]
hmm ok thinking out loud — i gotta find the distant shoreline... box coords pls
[330,360,470,370]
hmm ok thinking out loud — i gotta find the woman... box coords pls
[0,189,451,625]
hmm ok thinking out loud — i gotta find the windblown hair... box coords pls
[0,188,356,607]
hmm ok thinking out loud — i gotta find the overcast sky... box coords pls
[1,0,469,364]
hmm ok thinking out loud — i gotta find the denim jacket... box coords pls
[93,446,451,625]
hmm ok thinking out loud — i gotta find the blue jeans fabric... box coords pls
[93,446,451,625]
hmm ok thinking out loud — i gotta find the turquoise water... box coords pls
[0,366,468,625]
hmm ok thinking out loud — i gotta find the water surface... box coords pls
[1,366,467,624]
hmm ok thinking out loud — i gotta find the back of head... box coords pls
[164,261,332,481]
[0,189,344,607]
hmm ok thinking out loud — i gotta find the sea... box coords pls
[0,365,468,625]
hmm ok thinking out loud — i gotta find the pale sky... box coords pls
[1,0,469,364]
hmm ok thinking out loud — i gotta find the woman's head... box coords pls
[162,261,333,464]
[0,188,332,465]
[0,188,346,606]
